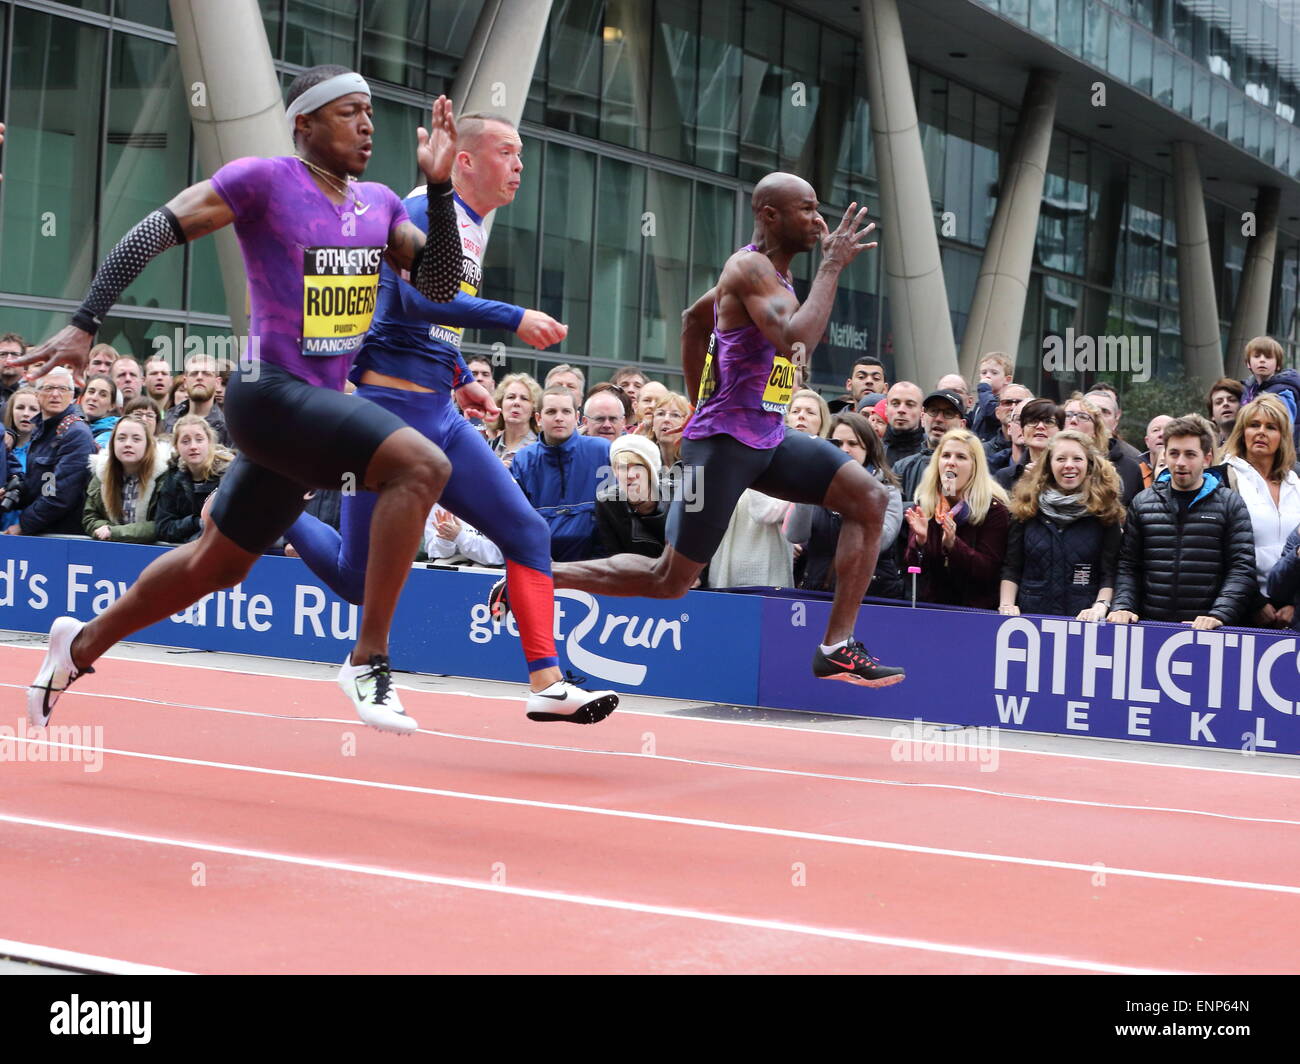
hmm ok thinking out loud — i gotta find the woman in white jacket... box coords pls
[1222,394,1300,626]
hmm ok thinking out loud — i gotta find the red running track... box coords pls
[1,645,1298,974]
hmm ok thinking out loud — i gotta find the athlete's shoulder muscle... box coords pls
[718,248,793,333]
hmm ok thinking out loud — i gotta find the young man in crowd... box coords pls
[882,381,925,466]
[1207,377,1244,447]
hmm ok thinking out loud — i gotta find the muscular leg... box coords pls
[821,462,888,644]
[71,522,257,669]
[352,426,449,663]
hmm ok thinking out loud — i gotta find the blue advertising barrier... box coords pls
[2,537,1297,755]
[756,594,1300,755]
[0,537,760,706]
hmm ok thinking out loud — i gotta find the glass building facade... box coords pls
[1,0,1299,399]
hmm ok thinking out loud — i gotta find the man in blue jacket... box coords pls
[3,367,95,537]
[511,385,611,561]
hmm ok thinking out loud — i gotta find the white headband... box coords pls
[285,72,371,132]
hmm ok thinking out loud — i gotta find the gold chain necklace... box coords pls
[296,155,366,212]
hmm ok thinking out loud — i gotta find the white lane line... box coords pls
[2,645,1294,777]
[0,812,1179,975]
[0,936,188,975]
[2,684,1296,832]
[6,736,1300,899]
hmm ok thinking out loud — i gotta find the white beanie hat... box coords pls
[609,433,662,499]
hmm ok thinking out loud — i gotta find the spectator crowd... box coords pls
[8,330,1300,633]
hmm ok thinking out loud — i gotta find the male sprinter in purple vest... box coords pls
[14,66,465,734]
[492,173,904,687]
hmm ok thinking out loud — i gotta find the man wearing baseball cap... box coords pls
[892,388,967,502]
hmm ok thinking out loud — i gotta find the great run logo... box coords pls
[468,589,686,686]
[50,995,151,1044]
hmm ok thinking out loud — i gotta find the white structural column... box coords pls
[1226,185,1281,367]
[860,0,957,387]
[170,0,290,335]
[958,70,1058,383]
[1171,141,1225,387]
[452,0,552,241]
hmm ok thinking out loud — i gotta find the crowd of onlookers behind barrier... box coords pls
[4,329,1300,633]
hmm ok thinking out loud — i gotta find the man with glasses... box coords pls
[581,387,628,441]
[163,353,231,447]
[985,383,1033,474]
[0,332,27,412]
[2,368,94,537]
[892,388,967,502]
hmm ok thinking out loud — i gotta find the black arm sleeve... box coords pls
[409,179,462,304]
[71,207,186,334]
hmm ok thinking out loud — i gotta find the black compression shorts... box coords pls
[210,362,411,555]
[666,429,852,565]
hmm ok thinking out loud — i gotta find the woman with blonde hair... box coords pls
[999,431,1125,620]
[155,414,236,543]
[786,388,832,439]
[82,415,172,543]
[902,428,1010,609]
[648,391,692,470]
[1222,394,1300,626]
[487,372,541,465]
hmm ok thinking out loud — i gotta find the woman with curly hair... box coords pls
[902,428,1010,609]
[999,430,1125,621]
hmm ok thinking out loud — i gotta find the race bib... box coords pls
[761,355,795,413]
[429,279,478,348]
[301,246,383,357]
[696,332,718,405]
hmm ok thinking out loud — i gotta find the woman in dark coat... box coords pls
[155,414,234,543]
[999,430,1126,620]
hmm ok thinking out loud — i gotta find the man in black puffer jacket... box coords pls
[1109,417,1256,628]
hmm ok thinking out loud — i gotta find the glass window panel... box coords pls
[649,0,699,164]
[918,70,947,213]
[547,0,603,140]
[943,83,975,244]
[1002,0,1028,24]
[640,172,691,365]
[970,94,1002,247]
[1029,0,1055,37]
[694,0,742,173]
[601,0,652,151]
[1057,0,1083,54]
[1275,118,1289,172]
[260,0,283,59]
[1212,79,1228,136]
[540,144,595,357]
[1107,11,1131,81]
[1153,43,1173,105]
[1193,70,1211,125]
[1229,92,1245,146]
[475,135,543,351]
[1130,27,1153,93]
[116,0,172,29]
[46,0,108,12]
[1173,56,1192,115]
[779,9,820,174]
[1,11,106,301]
[1084,3,1109,67]
[690,183,734,301]
[426,0,481,92]
[738,0,784,183]
[285,0,357,68]
[591,158,645,360]
[361,0,428,91]
[100,34,191,314]
[817,26,857,204]
[1246,104,1260,155]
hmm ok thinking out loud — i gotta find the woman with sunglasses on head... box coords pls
[1062,391,1143,504]
[995,398,1064,491]
[786,412,904,598]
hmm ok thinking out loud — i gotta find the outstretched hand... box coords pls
[8,324,93,382]
[516,309,568,350]
[820,201,878,269]
[455,379,500,420]
[416,96,458,184]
